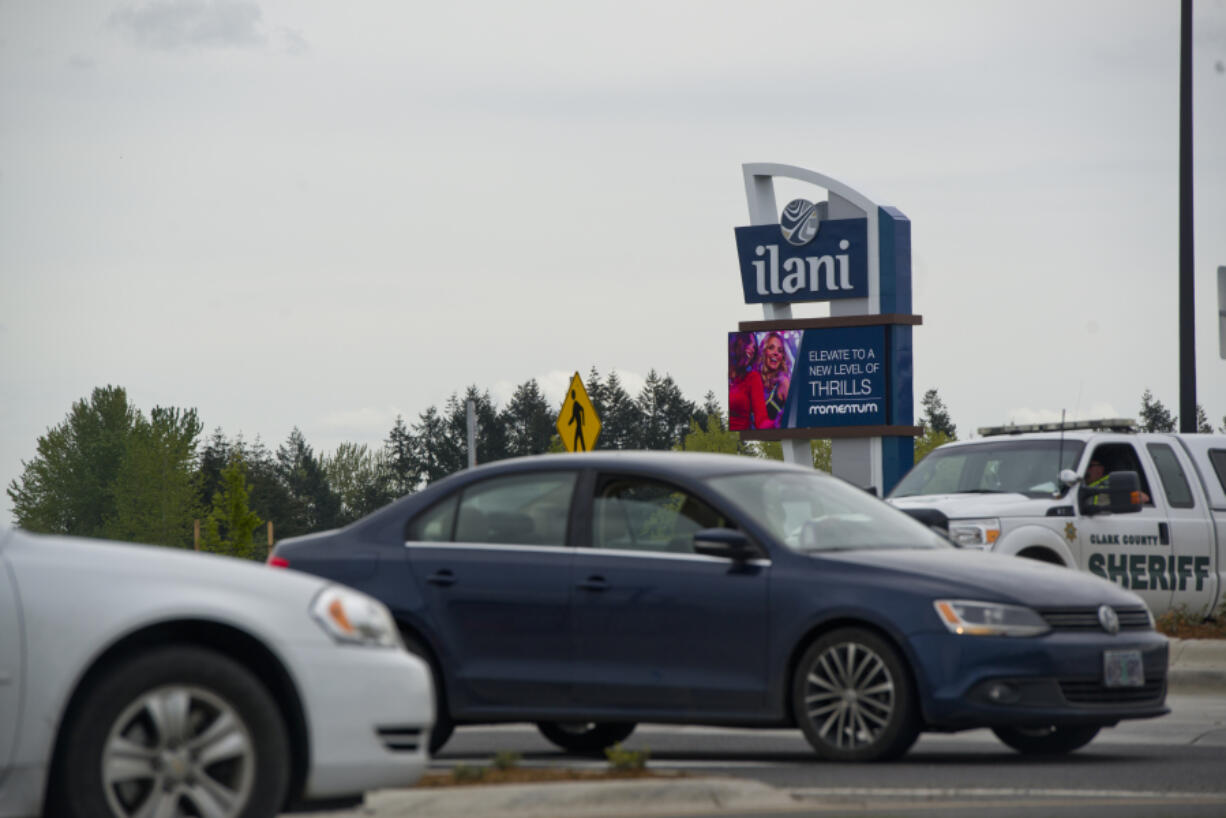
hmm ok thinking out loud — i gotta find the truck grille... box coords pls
[1039,606,1151,631]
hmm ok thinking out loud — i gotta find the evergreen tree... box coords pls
[411,406,463,484]
[384,415,419,497]
[201,454,263,560]
[197,427,231,513]
[635,370,696,450]
[276,428,342,536]
[8,385,137,536]
[1195,405,1213,434]
[107,406,203,548]
[599,371,640,450]
[1138,389,1176,432]
[920,389,957,438]
[502,379,554,456]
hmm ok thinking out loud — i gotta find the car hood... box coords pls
[888,493,1058,518]
[815,548,1144,610]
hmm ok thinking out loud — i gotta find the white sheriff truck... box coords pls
[887,420,1226,618]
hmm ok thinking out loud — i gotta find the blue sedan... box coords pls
[269,452,1168,762]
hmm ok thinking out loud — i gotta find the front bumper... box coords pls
[909,629,1170,729]
[290,643,435,799]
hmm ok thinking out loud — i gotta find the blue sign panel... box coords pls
[726,326,887,431]
[796,326,886,427]
[734,217,868,304]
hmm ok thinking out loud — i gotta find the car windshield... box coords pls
[706,470,951,553]
[889,439,1086,499]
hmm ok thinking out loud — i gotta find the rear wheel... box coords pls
[536,721,636,754]
[53,645,289,818]
[793,627,920,762]
[992,725,1100,755]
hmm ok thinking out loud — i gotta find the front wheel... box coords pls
[992,725,1101,755]
[53,645,289,818]
[537,721,636,754]
[793,627,920,762]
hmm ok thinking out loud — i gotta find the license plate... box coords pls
[1103,649,1144,688]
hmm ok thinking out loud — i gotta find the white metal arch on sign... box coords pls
[741,163,881,321]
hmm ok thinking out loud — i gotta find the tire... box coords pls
[399,631,454,754]
[793,627,920,762]
[537,721,637,754]
[992,725,1101,755]
[53,645,289,818]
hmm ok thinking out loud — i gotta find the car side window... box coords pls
[592,477,730,554]
[406,494,459,542]
[447,472,576,546]
[1146,443,1195,508]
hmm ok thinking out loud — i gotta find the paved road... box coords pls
[302,693,1226,817]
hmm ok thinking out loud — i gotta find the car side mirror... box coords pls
[1078,470,1144,516]
[1059,469,1080,488]
[693,528,756,561]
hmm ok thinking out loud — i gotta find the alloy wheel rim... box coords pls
[804,641,895,750]
[101,684,255,818]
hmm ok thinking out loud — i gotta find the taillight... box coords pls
[268,555,290,569]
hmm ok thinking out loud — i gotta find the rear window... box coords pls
[1146,443,1194,509]
[1209,449,1226,496]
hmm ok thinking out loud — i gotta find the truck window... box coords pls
[1086,443,1155,505]
[1209,449,1226,495]
[1146,443,1194,509]
[890,440,1084,498]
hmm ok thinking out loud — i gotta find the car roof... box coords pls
[458,450,810,480]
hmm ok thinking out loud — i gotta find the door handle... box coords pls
[577,575,610,592]
[426,569,456,587]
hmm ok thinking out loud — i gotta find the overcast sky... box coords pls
[2,0,1225,516]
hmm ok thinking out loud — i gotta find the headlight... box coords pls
[310,586,402,648]
[933,599,1050,637]
[947,518,1001,549]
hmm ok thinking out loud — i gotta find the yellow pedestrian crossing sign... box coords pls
[556,372,601,452]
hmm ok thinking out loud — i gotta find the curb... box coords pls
[313,777,796,818]
[1167,637,1226,693]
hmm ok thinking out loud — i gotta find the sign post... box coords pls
[730,163,921,495]
[556,372,602,452]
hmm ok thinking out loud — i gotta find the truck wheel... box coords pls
[793,627,920,761]
[53,645,289,818]
[992,725,1100,755]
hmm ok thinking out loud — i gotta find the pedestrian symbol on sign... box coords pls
[556,373,601,453]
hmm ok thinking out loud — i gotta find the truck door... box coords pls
[1145,441,1216,616]
[0,541,22,777]
[1077,441,1174,615]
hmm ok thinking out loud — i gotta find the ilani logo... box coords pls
[733,200,866,304]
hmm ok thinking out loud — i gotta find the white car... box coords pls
[0,526,434,818]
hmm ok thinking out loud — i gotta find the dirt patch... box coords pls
[417,768,681,788]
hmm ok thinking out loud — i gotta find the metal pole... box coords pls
[466,400,477,468]
[1179,0,1197,432]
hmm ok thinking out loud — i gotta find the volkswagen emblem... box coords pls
[779,199,820,246]
[1097,604,1120,634]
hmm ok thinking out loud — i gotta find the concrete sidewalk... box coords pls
[302,639,1225,818]
[1166,638,1226,693]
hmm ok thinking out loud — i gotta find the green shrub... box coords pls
[492,750,521,771]
[604,742,650,771]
